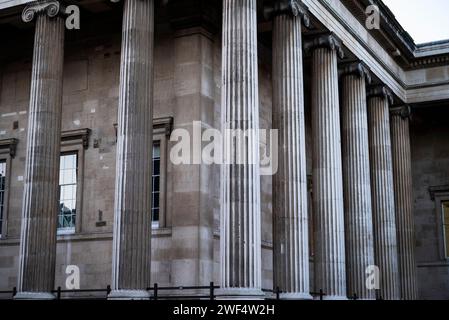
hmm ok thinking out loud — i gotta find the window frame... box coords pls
[152,140,161,229]
[152,130,169,229]
[0,139,17,240]
[430,186,449,261]
[58,129,89,236]
[57,151,79,235]
[442,201,449,259]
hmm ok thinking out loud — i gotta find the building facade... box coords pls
[0,0,448,300]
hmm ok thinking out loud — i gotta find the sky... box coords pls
[382,0,449,44]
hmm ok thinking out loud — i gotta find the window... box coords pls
[152,141,161,228]
[443,201,449,259]
[0,138,17,239]
[0,160,6,238]
[58,153,78,234]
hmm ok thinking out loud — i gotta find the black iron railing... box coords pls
[0,283,218,300]
[0,285,383,300]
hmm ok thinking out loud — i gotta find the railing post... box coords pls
[210,282,214,301]
[276,287,280,300]
[57,286,61,300]
[154,283,158,301]
[12,287,17,298]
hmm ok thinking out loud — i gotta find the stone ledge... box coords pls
[417,261,449,268]
[0,228,173,246]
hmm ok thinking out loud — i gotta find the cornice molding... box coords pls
[61,128,91,149]
[390,105,412,120]
[22,0,65,23]
[339,61,372,84]
[265,0,311,28]
[304,32,345,59]
[0,138,18,158]
[367,85,394,105]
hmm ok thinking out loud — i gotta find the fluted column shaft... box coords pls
[272,4,311,299]
[17,2,65,300]
[110,0,154,299]
[306,34,347,299]
[391,106,418,300]
[341,63,375,299]
[220,0,263,298]
[367,87,400,300]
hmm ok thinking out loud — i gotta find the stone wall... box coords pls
[0,22,277,293]
[411,105,449,300]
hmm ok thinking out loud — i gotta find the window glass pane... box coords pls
[58,154,78,233]
[153,144,160,158]
[152,142,161,224]
[443,202,449,258]
[0,160,6,237]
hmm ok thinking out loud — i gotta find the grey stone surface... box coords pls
[341,62,375,300]
[367,86,400,300]
[410,106,449,300]
[0,0,447,301]
[111,0,154,297]
[17,3,65,297]
[272,8,311,300]
[390,105,418,300]
[219,0,263,298]
[306,33,347,300]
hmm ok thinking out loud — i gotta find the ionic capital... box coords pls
[367,85,394,105]
[339,61,372,84]
[22,0,65,23]
[265,0,310,28]
[390,105,412,120]
[304,32,345,59]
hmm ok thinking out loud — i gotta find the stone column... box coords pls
[340,62,375,299]
[110,0,154,300]
[220,0,264,299]
[390,105,418,300]
[305,33,347,299]
[270,0,311,300]
[367,85,400,300]
[16,0,65,300]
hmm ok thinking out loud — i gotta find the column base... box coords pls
[14,292,56,300]
[279,292,313,300]
[108,290,151,300]
[216,288,266,300]
[316,295,348,301]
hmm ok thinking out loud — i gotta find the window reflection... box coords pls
[58,153,77,234]
[0,160,6,238]
[152,142,161,227]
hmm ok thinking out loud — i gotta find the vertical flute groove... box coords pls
[341,73,375,299]
[18,13,64,296]
[368,95,400,300]
[272,13,310,299]
[220,0,262,295]
[311,46,346,299]
[391,109,418,300]
[111,0,154,295]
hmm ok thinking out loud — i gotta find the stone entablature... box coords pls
[1,0,449,104]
